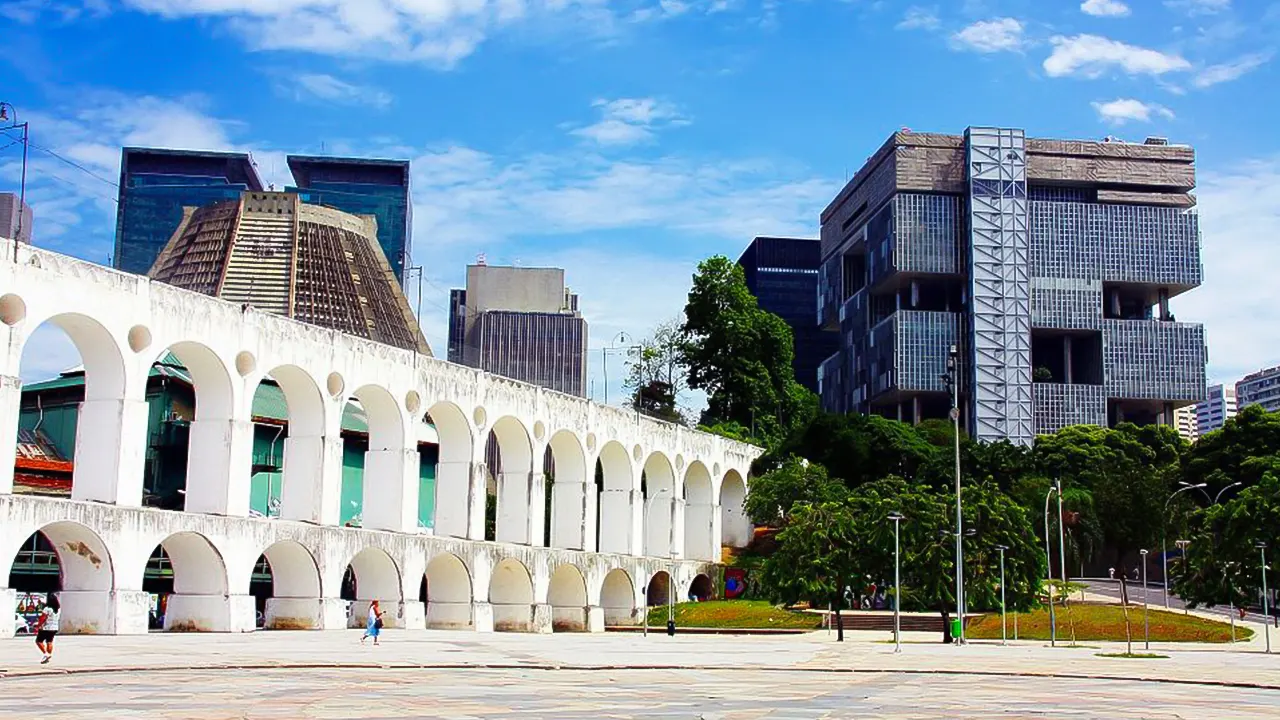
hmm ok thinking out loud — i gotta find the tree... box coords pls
[761,501,862,641]
[1183,405,1280,498]
[625,317,688,424]
[680,256,814,446]
[743,456,848,527]
[632,379,682,424]
[1174,465,1280,609]
[761,412,941,489]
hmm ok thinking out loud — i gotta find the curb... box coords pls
[2,661,1278,691]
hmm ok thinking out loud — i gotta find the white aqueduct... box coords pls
[0,239,759,636]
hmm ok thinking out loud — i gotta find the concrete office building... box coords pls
[114,148,265,276]
[448,264,587,397]
[737,237,839,394]
[1237,365,1280,413]
[1174,405,1198,443]
[149,190,429,354]
[1193,383,1237,437]
[817,127,1206,443]
[0,193,32,245]
[287,155,412,285]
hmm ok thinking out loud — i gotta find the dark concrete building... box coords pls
[737,236,837,394]
[113,148,264,276]
[287,155,413,286]
[818,127,1206,444]
[448,264,587,397]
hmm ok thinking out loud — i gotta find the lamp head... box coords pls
[995,544,1008,551]
[887,512,904,521]
[1140,549,1149,556]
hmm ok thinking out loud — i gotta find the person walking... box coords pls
[34,593,60,664]
[361,600,384,645]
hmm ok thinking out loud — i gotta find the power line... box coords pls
[1,131,119,189]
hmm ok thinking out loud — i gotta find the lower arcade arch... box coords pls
[646,570,672,608]
[546,564,588,632]
[488,558,535,632]
[342,547,403,629]
[248,541,323,630]
[599,568,638,626]
[141,532,229,632]
[424,553,473,629]
[6,522,114,634]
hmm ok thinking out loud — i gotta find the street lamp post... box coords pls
[889,512,904,653]
[996,544,1008,646]
[942,344,964,645]
[1163,483,1206,608]
[1140,549,1150,650]
[601,332,633,405]
[1259,542,1271,655]
[1175,539,1191,615]
[1044,483,1060,647]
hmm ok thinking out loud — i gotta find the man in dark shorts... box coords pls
[34,593,60,664]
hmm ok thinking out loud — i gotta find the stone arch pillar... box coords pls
[548,430,589,550]
[354,384,416,533]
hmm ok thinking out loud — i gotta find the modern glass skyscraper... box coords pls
[817,127,1206,443]
[113,148,263,275]
[737,236,838,394]
[287,156,412,285]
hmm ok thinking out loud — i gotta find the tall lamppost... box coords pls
[1163,483,1206,608]
[995,544,1008,646]
[1259,542,1271,655]
[941,344,964,645]
[1044,482,1060,647]
[1175,539,1191,615]
[889,512,904,653]
[1140,549,1150,650]
[601,331,633,405]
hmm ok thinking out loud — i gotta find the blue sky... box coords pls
[1,0,1278,405]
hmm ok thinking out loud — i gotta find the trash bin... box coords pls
[950,617,962,639]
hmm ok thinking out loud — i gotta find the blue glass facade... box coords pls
[737,237,839,394]
[287,156,412,285]
[114,149,263,275]
[817,127,1206,440]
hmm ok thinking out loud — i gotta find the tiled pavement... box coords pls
[2,628,1278,718]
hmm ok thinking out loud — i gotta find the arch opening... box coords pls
[343,546,402,629]
[596,441,634,554]
[646,570,672,608]
[249,366,325,523]
[143,532,229,632]
[14,316,129,504]
[720,469,751,549]
[642,452,677,558]
[547,564,588,632]
[428,402,475,540]
[487,416,535,545]
[424,553,472,629]
[683,461,716,562]
[547,430,587,550]
[688,573,713,602]
[5,522,115,634]
[347,383,409,532]
[253,540,322,630]
[488,558,534,632]
[600,568,637,626]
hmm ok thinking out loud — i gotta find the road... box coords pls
[1081,578,1278,626]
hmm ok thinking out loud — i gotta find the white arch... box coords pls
[344,546,403,629]
[491,416,535,545]
[720,469,751,549]
[643,452,677,558]
[155,532,228,596]
[688,573,713,602]
[258,540,321,599]
[352,383,413,532]
[262,365,333,524]
[548,430,588,550]
[489,557,535,632]
[597,441,634,554]
[600,568,637,626]
[424,552,472,629]
[428,401,476,540]
[19,315,136,505]
[547,564,588,632]
[683,461,716,561]
[6,522,115,635]
[645,570,672,607]
[156,341,243,515]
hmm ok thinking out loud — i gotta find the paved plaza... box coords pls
[2,627,1278,718]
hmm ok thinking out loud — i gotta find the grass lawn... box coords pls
[644,600,821,630]
[966,603,1252,643]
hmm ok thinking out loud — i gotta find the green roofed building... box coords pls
[14,353,438,529]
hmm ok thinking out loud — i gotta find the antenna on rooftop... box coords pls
[476,252,487,266]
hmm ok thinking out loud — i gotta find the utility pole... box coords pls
[941,344,965,645]
[0,102,29,261]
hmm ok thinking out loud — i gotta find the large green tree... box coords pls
[760,411,941,488]
[760,501,863,640]
[680,256,816,445]
[743,456,848,527]
[1183,405,1280,499]
[625,317,687,424]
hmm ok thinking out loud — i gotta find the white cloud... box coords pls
[284,73,394,109]
[950,18,1025,53]
[1043,34,1191,77]
[1090,98,1175,125]
[896,6,940,31]
[570,98,689,147]
[1176,156,1280,385]
[1081,0,1130,17]
[1165,0,1231,16]
[1192,52,1273,88]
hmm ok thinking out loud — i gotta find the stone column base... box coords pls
[549,603,587,633]
[164,593,256,632]
[58,590,149,635]
[265,597,348,630]
[399,600,426,630]
[426,601,473,629]
[348,599,425,629]
[586,606,605,633]
[472,601,494,633]
[533,602,553,634]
